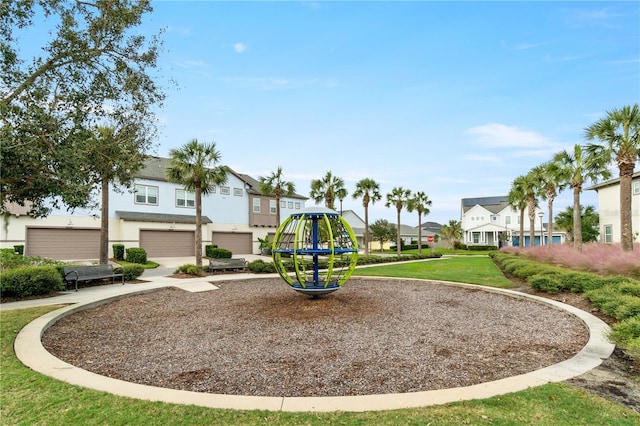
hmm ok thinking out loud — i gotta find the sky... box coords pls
[34,1,640,225]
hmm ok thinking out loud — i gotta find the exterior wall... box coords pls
[461,203,551,247]
[593,176,640,244]
[1,165,307,258]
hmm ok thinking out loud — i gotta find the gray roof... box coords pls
[461,196,510,214]
[116,211,212,224]
[136,157,307,200]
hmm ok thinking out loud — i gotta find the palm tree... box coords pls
[440,219,462,249]
[585,104,640,251]
[407,191,432,254]
[553,144,611,250]
[259,166,295,225]
[88,124,147,264]
[336,187,348,215]
[385,187,411,255]
[532,162,564,246]
[309,171,346,210]
[167,139,227,267]
[352,178,381,256]
[555,205,600,244]
[508,175,530,247]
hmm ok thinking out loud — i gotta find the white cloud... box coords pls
[461,154,502,164]
[234,43,247,53]
[465,123,557,149]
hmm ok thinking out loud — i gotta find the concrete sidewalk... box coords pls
[4,260,616,412]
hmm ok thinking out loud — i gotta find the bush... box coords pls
[112,244,125,261]
[0,251,65,271]
[13,245,24,255]
[125,247,147,264]
[247,259,276,273]
[0,266,64,298]
[174,264,206,276]
[610,317,640,359]
[204,244,219,257]
[453,241,468,250]
[528,271,564,294]
[208,247,232,259]
[113,265,144,281]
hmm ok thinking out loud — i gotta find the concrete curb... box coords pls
[12,276,614,412]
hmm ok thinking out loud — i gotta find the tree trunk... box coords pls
[99,179,109,264]
[527,198,536,247]
[547,197,554,246]
[519,209,525,247]
[363,203,369,257]
[417,212,423,254]
[195,185,203,267]
[573,185,583,251]
[619,164,635,251]
[396,209,401,256]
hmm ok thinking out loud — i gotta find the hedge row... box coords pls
[0,264,145,299]
[490,251,640,359]
[247,252,442,273]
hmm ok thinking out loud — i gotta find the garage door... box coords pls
[212,232,253,254]
[26,227,100,260]
[140,230,195,257]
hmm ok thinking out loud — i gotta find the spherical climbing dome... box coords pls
[272,207,358,297]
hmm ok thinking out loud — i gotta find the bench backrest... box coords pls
[64,264,114,277]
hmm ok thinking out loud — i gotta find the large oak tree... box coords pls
[1,0,165,216]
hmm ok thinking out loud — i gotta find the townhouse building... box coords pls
[1,157,307,260]
[461,196,566,247]
[587,171,640,244]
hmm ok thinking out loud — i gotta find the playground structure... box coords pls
[272,207,358,297]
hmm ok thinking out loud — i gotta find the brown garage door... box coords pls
[26,227,100,260]
[212,232,253,254]
[139,230,195,257]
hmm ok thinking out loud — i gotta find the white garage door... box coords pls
[139,230,195,257]
[212,232,253,254]
[26,227,100,260]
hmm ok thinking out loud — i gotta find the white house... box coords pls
[587,171,640,244]
[1,157,307,260]
[460,196,566,247]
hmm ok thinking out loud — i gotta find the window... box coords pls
[176,189,195,208]
[281,201,286,208]
[253,198,261,213]
[211,186,216,193]
[604,225,613,243]
[234,187,243,197]
[491,215,498,222]
[505,216,511,225]
[220,186,230,195]
[270,200,277,214]
[472,232,480,244]
[295,202,300,209]
[288,201,293,209]
[135,185,158,205]
[634,180,640,195]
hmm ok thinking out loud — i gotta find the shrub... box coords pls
[125,247,147,264]
[174,264,205,276]
[609,317,640,359]
[204,244,219,257]
[113,265,144,281]
[247,259,276,273]
[208,247,232,259]
[112,244,125,261]
[13,245,24,255]
[453,241,467,250]
[0,266,64,298]
[528,271,564,294]
[0,251,65,271]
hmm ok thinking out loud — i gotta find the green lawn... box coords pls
[354,255,515,288]
[2,258,639,425]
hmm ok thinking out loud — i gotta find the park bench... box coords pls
[63,264,124,292]
[208,258,247,273]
